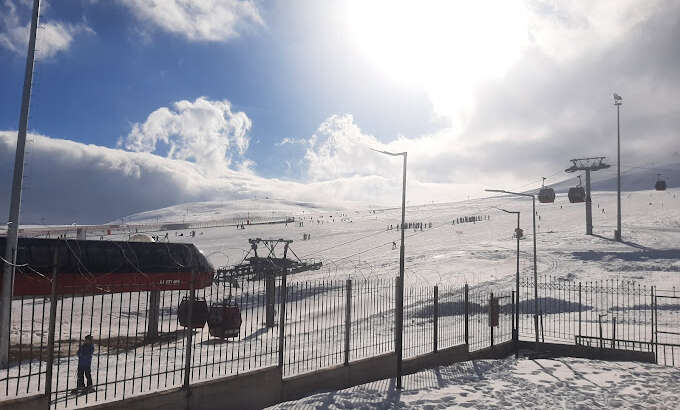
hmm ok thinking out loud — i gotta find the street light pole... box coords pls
[1,0,41,368]
[614,93,623,241]
[371,148,407,389]
[494,207,520,353]
[486,189,539,346]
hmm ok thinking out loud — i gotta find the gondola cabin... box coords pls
[656,174,667,191]
[568,176,586,203]
[178,297,209,329]
[538,177,555,204]
[207,301,242,338]
[538,187,555,203]
[567,187,585,203]
[0,237,214,296]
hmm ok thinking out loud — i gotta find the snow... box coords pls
[1,184,679,407]
[268,355,680,409]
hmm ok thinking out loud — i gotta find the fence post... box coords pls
[278,273,287,368]
[45,250,58,405]
[183,270,195,393]
[344,279,351,366]
[394,276,402,375]
[578,282,582,344]
[512,291,517,358]
[265,275,276,328]
[598,314,603,350]
[611,316,616,349]
[464,284,469,347]
[146,289,160,341]
[652,286,657,363]
[490,292,494,349]
[433,286,438,353]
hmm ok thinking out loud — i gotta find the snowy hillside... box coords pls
[116,197,378,224]
[547,162,680,193]
[108,186,680,291]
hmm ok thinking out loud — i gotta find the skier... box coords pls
[74,335,94,394]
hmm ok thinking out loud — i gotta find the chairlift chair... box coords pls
[538,177,556,204]
[655,174,667,191]
[568,175,586,203]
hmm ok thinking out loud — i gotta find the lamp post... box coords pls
[370,148,406,389]
[613,93,623,241]
[1,0,41,368]
[494,207,520,353]
[486,189,539,345]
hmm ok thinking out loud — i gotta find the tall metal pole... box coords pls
[485,189,538,347]
[585,168,592,235]
[532,196,538,345]
[615,102,622,241]
[396,153,406,389]
[1,0,41,368]
[515,212,520,346]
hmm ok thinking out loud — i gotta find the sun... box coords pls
[347,0,529,119]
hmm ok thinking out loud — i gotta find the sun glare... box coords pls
[347,0,528,119]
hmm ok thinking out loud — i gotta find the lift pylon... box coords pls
[215,238,322,327]
[565,157,610,235]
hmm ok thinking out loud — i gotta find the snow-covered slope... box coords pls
[116,197,373,224]
[110,186,680,290]
[547,162,680,193]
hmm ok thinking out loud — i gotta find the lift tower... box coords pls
[565,157,610,235]
[215,238,322,328]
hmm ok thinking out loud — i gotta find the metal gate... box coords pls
[654,294,680,367]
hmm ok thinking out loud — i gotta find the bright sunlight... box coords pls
[347,0,529,120]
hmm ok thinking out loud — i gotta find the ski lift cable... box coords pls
[299,227,396,259]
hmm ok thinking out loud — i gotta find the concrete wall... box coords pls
[87,367,282,410]
[0,395,47,410]
[282,353,396,403]
[2,339,657,410]
[517,341,657,363]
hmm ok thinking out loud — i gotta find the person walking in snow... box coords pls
[75,335,94,393]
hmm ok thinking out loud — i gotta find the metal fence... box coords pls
[517,276,673,361]
[6,273,680,409]
[1,277,515,408]
[2,275,281,408]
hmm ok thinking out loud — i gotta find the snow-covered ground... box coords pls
[1,186,679,407]
[269,355,680,409]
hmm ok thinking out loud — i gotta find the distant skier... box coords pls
[74,335,94,393]
[392,241,397,250]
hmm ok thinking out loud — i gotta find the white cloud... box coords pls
[301,114,520,198]
[0,130,277,223]
[121,97,251,175]
[0,0,93,59]
[119,0,264,42]
[304,114,392,181]
[526,0,664,62]
[0,130,476,224]
[276,137,307,146]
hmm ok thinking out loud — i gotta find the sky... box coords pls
[1,0,679,224]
